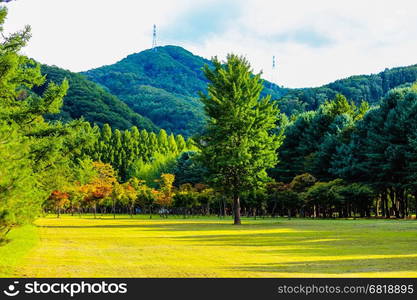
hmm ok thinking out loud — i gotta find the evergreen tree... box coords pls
[0,7,69,235]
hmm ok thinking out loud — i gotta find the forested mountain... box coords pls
[84,46,417,135]
[279,64,417,115]
[84,45,286,136]
[36,65,158,132]
[37,45,417,137]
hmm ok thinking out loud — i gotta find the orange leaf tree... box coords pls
[81,162,117,217]
[155,174,175,216]
[48,190,70,218]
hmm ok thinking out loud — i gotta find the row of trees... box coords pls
[272,85,417,219]
[45,164,217,219]
[86,124,192,182]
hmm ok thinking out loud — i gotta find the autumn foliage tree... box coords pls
[123,179,138,217]
[81,162,117,218]
[47,190,69,218]
[155,174,175,217]
[136,183,157,219]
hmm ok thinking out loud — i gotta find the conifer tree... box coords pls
[0,6,69,235]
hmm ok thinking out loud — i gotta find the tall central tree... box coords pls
[199,54,283,224]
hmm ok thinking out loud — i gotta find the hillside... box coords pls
[84,45,286,136]
[36,65,158,132]
[84,46,417,134]
[279,64,417,115]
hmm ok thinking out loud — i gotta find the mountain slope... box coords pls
[84,45,286,136]
[83,45,417,134]
[36,65,158,132]
[279,64,417,115]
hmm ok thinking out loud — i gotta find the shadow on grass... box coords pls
[37,217,417,275]
[229,256,417,274]
[38,221,283,231]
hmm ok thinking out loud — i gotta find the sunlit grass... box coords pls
[3,215,417,277]
[0,225,38,277]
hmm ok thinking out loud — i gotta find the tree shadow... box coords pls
[229,256,417,275]
[36,217,417,275]
[38,220,283,231]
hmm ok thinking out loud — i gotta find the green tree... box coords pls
[199,54,283,224]
[0,7,69,236]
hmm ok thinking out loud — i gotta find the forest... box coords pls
[2,3,417,242]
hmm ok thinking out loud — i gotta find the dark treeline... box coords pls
[270,86,417,219]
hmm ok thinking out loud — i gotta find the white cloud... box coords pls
[3,0,417,87]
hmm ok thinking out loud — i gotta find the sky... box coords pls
[3,0,417,88]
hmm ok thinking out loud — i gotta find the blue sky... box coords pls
[163,1,241,43]
[3,0,417,87]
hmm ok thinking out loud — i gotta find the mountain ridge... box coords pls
[39,45,417,136]
[83,45,287,136]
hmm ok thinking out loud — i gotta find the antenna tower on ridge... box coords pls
[152,24,157,51]
[271,55,277,90]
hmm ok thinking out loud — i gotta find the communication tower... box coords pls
[270,56,277,90]
[152,24,157,51]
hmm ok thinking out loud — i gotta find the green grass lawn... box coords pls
[2,215,417,277]
[0,225,38,277]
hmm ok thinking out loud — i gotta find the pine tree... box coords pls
[0,7,69,235]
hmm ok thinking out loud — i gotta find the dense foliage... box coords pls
[272,85,417,218]
[0,7,94,237]
[36,65,158,132]
[86,125,191,183]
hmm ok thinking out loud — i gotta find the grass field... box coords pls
[2,215,417,277]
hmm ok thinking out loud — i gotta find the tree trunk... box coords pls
[389,188,400,218]
[113,200,116,219]
[271,202,277,218]
[380,193,385,217]
[382,191,389,218]
[233,194,241,225]
[414,191,417,219]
